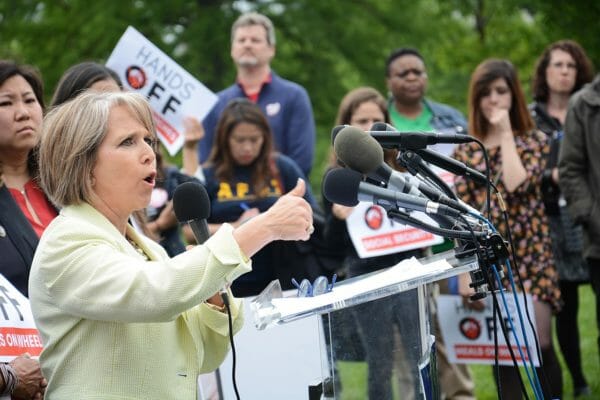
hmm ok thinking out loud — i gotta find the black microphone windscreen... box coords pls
[334,126,384,174]
[322,168,362,207]
[173,182,211,222]
[331,125,348,145]
[370,121,391,131]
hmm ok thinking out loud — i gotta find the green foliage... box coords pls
[0,0,597,192]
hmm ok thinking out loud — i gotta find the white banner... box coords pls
[436,294,539,366]
[0,275,42,362]
[346,202,444,258]
[106,26,218,156]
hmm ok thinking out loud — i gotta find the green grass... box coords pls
[472,284,599,400]
[336,285,598,399]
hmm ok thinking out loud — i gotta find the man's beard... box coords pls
[236,56,259,68]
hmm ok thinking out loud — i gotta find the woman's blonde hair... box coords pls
[39,91,156,207]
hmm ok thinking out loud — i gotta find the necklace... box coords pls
[127,236,150,261]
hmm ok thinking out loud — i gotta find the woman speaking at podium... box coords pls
[29,91,313,399]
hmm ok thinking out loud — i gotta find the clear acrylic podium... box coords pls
[251,250,479,399]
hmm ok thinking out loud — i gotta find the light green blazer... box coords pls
[29,202,251,399]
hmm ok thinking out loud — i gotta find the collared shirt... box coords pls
[201,71,316,177]
[238,72,273,103]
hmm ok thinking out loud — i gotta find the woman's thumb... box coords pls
[289,178,306,197]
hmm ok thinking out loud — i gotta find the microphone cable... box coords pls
[475,211,543,399]
[483,209,541,397]
[499,208,549,399]
[446,146,543,399]
[458,214,533,400]
[453,142,535,398]
[492,202,544,397]
[451,136,493,219]
[469,137,492,219]
[493,262,543,400]
[220,291,241,400]
[472,155,545,398]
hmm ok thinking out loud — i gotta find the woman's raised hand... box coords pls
[263,179,313,241]
[488,108,512,138]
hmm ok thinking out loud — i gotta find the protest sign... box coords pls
[107,26,217,155]
[346,202,444,258]
[0,275,42,362]
[436,294,539,366]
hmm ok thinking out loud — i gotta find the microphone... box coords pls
[333,125,470,213]
[334,125,425,192]
[173,181,211,244]
[322,168,462,218]
[371,122,488,186]
[415,148,488,186]
[368,121,473,150]
[333,125,385,177]
[332,124,389,186]
[331,124,349,145]
[370,121,396,132]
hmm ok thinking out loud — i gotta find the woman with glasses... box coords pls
[201,98,318,297]
[530,40,594,398]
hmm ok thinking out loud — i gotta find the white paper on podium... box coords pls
[271,257,452,318]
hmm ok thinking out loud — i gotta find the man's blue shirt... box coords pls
[201,71,316,177]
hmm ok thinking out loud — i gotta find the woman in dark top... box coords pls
[0,59,50,400]
[323,87,421,399]
[0,61,56,296]
[530,40,594,397]
[203,98,317,297]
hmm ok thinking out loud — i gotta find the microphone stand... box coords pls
[397,150,457,199]
[460,232,537,400]
[386,169,538,399]
[386,208,484,241]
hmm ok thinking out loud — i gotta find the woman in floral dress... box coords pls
[453,59,562,399]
